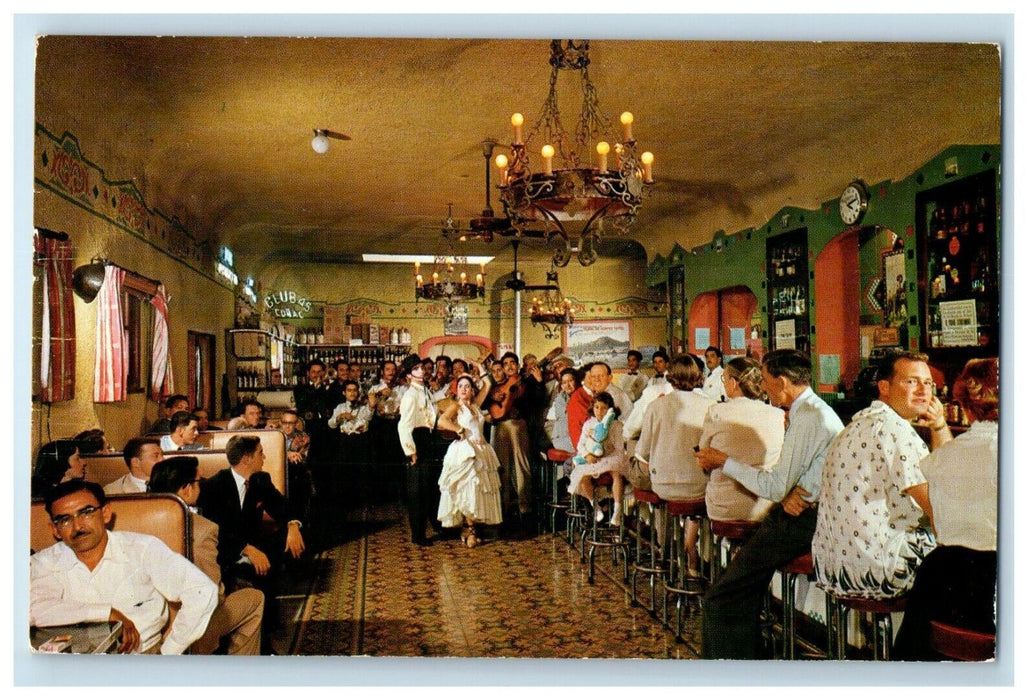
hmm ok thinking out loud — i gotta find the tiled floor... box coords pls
[286,503,699,658]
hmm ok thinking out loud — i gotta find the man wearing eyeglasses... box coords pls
[812,349,953,601]
[30,480,218,654]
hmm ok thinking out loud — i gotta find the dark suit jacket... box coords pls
[197,468,295,571]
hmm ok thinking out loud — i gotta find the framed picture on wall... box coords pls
[564,319,631,368]
[884,250,907,326]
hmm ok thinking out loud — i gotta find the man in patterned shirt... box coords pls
[812,349,952,600]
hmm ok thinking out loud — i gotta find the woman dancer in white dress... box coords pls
[436,374,502,547]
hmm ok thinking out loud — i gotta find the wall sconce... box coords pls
[311,129,352,154]
[72,258,107,303]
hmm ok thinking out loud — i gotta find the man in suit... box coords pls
[197,435,305,651]
[104,437,164,495]
[149,456,264,654]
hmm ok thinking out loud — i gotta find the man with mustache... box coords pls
[30,480,217,654]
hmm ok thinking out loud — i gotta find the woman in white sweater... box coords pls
[698,356,785,522]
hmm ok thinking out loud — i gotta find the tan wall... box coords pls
[257,253,666,361]
[31,193,235,459]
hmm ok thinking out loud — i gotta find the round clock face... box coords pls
[839,182,868,225]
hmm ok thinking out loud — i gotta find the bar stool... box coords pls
[827,592,909,660]
[582,473,629,585]
[661,497,708,642]
[708,519,760,583]
[629,488,666,615]
[544,448,573,535]
[929,621,996,661]
[775,552,816,659]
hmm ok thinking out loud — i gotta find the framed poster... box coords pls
[884,251,907,326]
[563,319,631,368]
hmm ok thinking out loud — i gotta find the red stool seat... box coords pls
[666,498,706,517]
[930,620,996,661]
[710,519,760,540]
[780,552,814,576]
[632,488,662,505]
[547,448,574,462]
[594,473,614,487]
[836,595,909,614]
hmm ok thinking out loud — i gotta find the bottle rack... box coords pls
[226,328,297,399]
[766,228,810,354]
[294,344,412,387]
[916,169,999,355]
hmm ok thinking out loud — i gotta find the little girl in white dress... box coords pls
[567,392,629,526]
[436,374,502,547]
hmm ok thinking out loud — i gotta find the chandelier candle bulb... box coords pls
[596,141,610,172]
[620,112,634,142]
[640,152,654,183]
[541,144,555,176]
[495,153,510,185]
[432,272,439,284]
[460,272,467,284]
[511,113,524,144]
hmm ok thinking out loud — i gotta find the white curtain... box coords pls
[93,265,127,402]
[150,283,174,400]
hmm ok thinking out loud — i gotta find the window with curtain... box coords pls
[32,230,76,403]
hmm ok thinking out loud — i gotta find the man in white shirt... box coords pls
[159,411,202,451]
[701,346,727,401]
[104,437,164,495]
[615,350,648,403]
[31,480,218,654]
[397,355,443,546]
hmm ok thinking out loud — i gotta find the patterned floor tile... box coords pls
[292,502,699,658]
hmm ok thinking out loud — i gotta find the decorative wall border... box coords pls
[34,124,231,292]
[299,295,667,323]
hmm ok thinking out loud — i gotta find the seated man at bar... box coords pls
[104,436,164,495]
[696,349,844,659]
[30,480,218,654]
[813,350,952,601]
[149,394,189,434]
[159,410,203,452]
[892,358,999,660]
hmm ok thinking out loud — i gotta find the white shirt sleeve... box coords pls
[397,389,418,457]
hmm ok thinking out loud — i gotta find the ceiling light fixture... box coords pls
[527,268,575,339]
[414,204,487,302]
[311,128,352,154]
[495,40,655,267]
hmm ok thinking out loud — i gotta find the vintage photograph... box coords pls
[20,15,1007,687]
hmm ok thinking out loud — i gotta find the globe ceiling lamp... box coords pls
[414,204,486,302]
[528,268,575,340]
[495,40,655,267]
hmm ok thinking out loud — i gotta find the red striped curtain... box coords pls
[94,264,128,403]
[33,233,76,402]
[150,283,174,400]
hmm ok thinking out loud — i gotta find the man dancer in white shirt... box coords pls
[397,355,444,546]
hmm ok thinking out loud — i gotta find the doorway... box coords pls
[187,331,216,415]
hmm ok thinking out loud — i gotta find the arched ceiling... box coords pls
[34,36,1001,274]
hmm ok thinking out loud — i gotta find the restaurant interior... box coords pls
[20,15,1010,685]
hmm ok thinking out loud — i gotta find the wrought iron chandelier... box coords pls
[414,204,486,302]
[495,40,655,268]
[528,268,575,339]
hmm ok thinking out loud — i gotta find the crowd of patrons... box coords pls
[28,343,997,661]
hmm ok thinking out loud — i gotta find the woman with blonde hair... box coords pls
[699,356,786,522]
